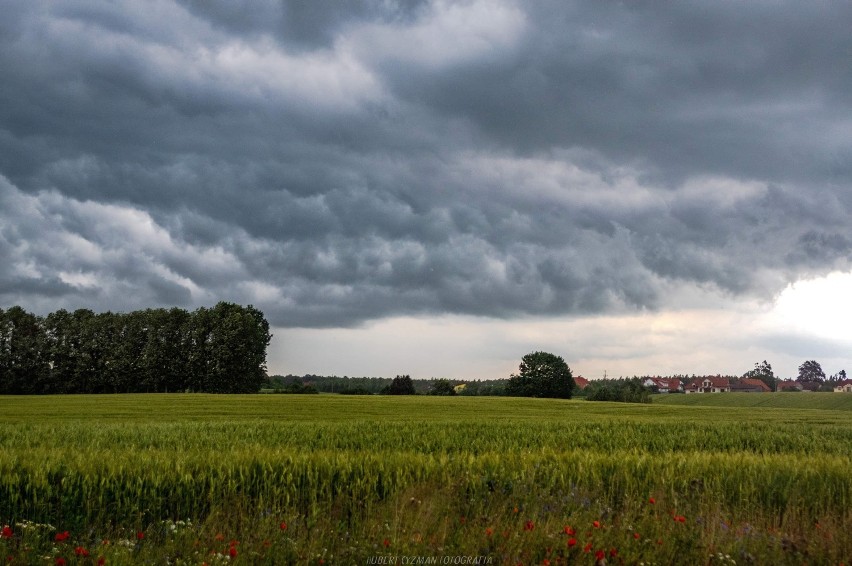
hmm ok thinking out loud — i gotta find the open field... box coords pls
[654,391,852,411]
[1,394,851,565]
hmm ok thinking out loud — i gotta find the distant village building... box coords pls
[574,376,589,390]
[730,378,771,393]
[777,380,803,392]
[642,377,683,393]
[685,376,731,394]
[834,380,852,393]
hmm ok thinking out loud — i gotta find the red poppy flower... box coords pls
[1,526,12,538]
[592,520,601,528]
[74,546,90,557]
[583,542,592,553]
[215,533,225,541]
[228,547,237,558]
[543,560,551,566]
[633,532,641,540]
[97,557,106,566]
[55,531,70,542]
[280,521,288,531]
[524,520,535,531]
[136,531,145,540]
[563,526,575,535]
[656,538,664,545]
[595,549,605,561]
[55,559,67,566]
[567,538,577,548]
[674,515,686,523]
[383,538,390,548]
[485,527,494,537]
[610,548,617,557]
[459,516,466,525]
[648,497,656,504]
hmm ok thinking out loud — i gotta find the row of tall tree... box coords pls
[0,303,271,394]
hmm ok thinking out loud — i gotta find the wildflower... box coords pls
[563,526,575,535]
[55,531,70,542]
[383,538,390,548]
[595,549,605,561]
[610,548,617,557]
[674,515,686,523]
[513,507,519,514]
[460,517,466,525]
[656,538,663,545]
[263,539,271,548]
[592,520,601,528]
[524,520,535,531]
[543,560,551,566]
[55,559,67,566]
[567,538,577,548]
[485,527,494,537]
[633,533,641,540]
[1,526,12,538]
[215,533,225,541]
[136,531,145,540]
[280,521,288,531]
[97,557,106,566]
[74,546,90,557]
[228,547,237,558]
[583,542,593,553]
[648,497,656,505]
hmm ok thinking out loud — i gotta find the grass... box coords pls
[1,394,851,564]
[653,391,852,411]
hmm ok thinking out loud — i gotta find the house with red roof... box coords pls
[730,378,771,393]
[777,380,803,392]
[573,376,589,390]
[685,376,731,394]
[834,380,852,393]
[642,377,683,393]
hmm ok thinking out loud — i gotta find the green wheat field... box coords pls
[2,394,851,565]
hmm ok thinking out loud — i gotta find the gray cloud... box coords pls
[1,0,851,328]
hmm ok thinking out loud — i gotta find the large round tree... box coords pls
[505,351,575,398]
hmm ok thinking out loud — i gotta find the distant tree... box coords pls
[585,378,651,404]
[828,370,847,383]
[743,360,776,392]
[0,306,50,394]
[277,379,318,394]
[429,378,456,396]
[387,374,416,395]
[505,351,575,399]
[798,360,826,383]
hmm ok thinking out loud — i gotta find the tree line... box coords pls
[0,303,271,394]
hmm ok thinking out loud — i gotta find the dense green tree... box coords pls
[743,360,776,391]
[0,306,50,394]
[0,304,270,394]
[387,374,416,395]
[429,378,457,396]
[585,378,651,403]
[505,351,575,399]
[798,360,825,383]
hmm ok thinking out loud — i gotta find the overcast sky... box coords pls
[2,0,851,381]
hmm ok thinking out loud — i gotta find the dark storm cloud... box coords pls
[1,0,851,327]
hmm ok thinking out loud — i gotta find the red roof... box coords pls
[686,376,730,389]
[574,376,589,389]
[734,378,771,392]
